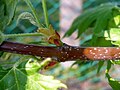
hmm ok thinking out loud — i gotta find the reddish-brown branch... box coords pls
[0,41,120,62]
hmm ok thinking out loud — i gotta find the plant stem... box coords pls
[4,33,44,39]
[42,0,49,28]
[24,0,42,27]
[1,41,120,62]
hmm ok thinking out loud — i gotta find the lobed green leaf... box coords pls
[65,3,120,45]
[0,56,67,90]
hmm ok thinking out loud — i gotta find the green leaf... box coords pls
[0,1,7,31]
[113,11,120,26]
[25,58,51,75]
[106,73,120,90]
[91,5,113,44]
[112,41,120,46]
[25,58,67,90]
[111,60,120,65]
[108,8,120,27]
[0,52,4,57]
[104,28,120,46]
[64,6,97,37]
[106,61,112,73]
[81,37,112,47]
[65,3,115,36]
[64,3,120,45]
[97,61,104,73]
[0,31,4,45]
[26,73,67,90]
[92,37,112,46]
[0,0,18,31]
[0,64,27,90]
[105,61,120,90]
[0,56,67,90]
[4,0,18,24]
[17,12,38,26]
[24,0,41,27]
[104,28,120,41]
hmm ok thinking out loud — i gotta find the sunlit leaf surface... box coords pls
[0,57,67,90]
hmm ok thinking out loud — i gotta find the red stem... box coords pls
[0,41,120,62]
